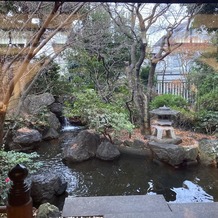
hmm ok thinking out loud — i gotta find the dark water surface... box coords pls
[36,131,218,203]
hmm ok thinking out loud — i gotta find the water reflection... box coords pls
[169,180,213,203]
[35,138,218,203]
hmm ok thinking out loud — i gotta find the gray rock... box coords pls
[36,202,61,218]
[96,141,120,160]
[62,130,101,163]
[148,141,199,167]
[13,127,42,144]
[23,93,55,114]
[8,141,38,152]
[30,173,67,205]
[133,139,148,149]
[49,102,63,114]
[47,112,61,130]
[183,144,199,161]
[198,139,218,167]
[148,142,186,166]
[42,128,59,140]
[150,136,182,145]
[123,140,134,147]
[118,139,152,157]
[117,143,152,157]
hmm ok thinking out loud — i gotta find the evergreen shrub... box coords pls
[150,94,188,109]
[0,150,42,205]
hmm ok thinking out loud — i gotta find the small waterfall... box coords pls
[63,117,71,127]
[62,117,80,131]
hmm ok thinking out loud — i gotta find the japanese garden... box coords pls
[0,1,218,218]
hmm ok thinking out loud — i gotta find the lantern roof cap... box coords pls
[150,105,179,116]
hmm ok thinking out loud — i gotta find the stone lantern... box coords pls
[150,106,180,143]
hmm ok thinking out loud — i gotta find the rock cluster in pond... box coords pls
[116,136,218,168]
[62,130,120,162]
[10,93,65,151]
[115,137,200,168]
[61,129,215,168]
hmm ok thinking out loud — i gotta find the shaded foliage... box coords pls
[150,94,188,109]
[0,150,42,205]
[29,58,72,95]
[64,89,134,142]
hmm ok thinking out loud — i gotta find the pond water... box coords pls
[35,130,218,204]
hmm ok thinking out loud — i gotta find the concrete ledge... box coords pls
[62,195,170,217]
[168,202,218,218]
[104,211,179,218]
[62,195,218,218]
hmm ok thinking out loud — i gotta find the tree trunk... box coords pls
[144,62,157,134]
[0,110,6,146]
[147,62,157,102]
[133,41,149,135]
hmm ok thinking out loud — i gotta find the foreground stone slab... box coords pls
[62,195,170,217]
[104,211,180,218]
[168,202,218,218]
[105,209,218,218]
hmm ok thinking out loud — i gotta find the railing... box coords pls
[0,206,6,213]
[156,81,191,100]
[0,164,33,218]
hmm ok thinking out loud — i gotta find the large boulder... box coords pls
[13,127,42,144]
[30,173,67,206]
[148,142,199,167]
[62,130,101,163]
[149,142,185,166]
[198,139,218,167]
[42,128,59,140]
[96,141,120,160]
[23,93,55,114]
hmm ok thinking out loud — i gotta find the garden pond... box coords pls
[35,129,218,204]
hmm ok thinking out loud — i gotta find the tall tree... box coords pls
[66,4,130,103]
[105,3,201,134]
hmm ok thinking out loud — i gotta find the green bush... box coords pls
[87,108,134,142]
[195,110,218,134]
[30,58,72,95]
[64,89,134,142]
[198,88,218,111]
[150,94,188,109]
[0,150,42,205]
[173,107,196,130]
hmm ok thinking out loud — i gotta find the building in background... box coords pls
[152,21,212,101]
